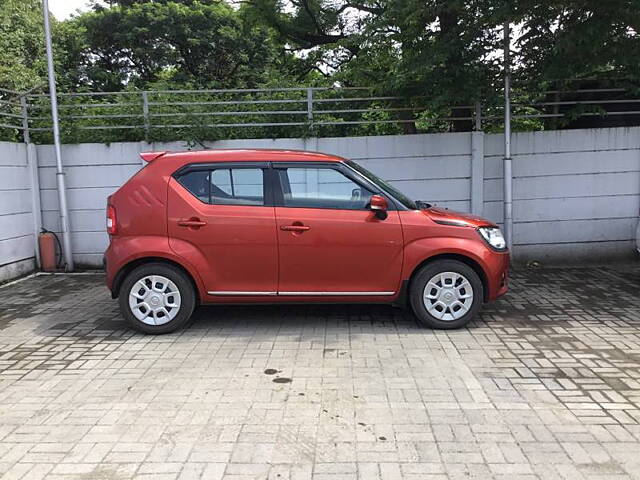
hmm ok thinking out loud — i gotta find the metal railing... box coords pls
[1,84,640,144]
[22,87,450,142]
[0,87,29,141]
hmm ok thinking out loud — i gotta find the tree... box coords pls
[3,0,639,142]
[248,0,640,131]
[249,1,505,103]
[64,0,295,91]
[514,0,640,84]
[0,0,46,92]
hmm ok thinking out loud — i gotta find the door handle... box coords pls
[281,224,310,232]
[177,218,207,228]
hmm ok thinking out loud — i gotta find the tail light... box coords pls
[106,205,117,235]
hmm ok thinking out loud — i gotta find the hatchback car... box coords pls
[104,149,509,334]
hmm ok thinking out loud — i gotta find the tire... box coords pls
[119,262,196,334]
[409,259,483,329]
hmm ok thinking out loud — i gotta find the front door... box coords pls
[167,163,278,295]
[274,164,403,295]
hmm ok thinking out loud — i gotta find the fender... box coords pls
[106,235,207,299]
[401,235,508,300]
[166,236,214,293]
[402,236,493,278]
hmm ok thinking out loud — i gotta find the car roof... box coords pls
[149,149,346,164]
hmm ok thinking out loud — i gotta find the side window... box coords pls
[177,167,264,206]
[210,168,264,206]
[211,169,232,196]
[278,167,373,209]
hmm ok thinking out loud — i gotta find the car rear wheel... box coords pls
[409,259,483,329]
[119,263,196,334]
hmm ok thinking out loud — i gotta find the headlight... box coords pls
[478,227,507,250]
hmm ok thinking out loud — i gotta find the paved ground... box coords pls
[0,265,639,480]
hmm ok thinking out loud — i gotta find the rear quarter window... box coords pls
[176,170,210,203]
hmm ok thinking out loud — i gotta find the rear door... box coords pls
[273,162,404,296]
[167,162,278,295]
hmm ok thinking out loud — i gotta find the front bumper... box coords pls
[486,250,510,301]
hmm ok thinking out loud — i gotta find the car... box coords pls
[104,149,509,334]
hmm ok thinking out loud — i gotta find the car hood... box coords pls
[423,206,497,228]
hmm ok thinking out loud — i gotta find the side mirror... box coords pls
[369,194,388,220]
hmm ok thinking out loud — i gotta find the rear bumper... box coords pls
[104,244,117,294]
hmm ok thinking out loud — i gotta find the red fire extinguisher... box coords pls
[38,230,58,272]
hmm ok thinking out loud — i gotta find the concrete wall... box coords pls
[12,126,640,272]
[36,143,144,267]
[483,128,640,261]
[0,142,38,282]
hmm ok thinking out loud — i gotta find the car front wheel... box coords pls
[119,262,196,334]
[409,259,483,329]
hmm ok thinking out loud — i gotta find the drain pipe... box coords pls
[503,21,514,251]
[41,0,74,271]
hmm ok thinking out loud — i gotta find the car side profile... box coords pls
[104,149,509,334]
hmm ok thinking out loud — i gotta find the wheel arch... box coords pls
[407,253,489,303]
[111,256,201,304]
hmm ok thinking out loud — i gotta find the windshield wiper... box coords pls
[415,200,432,209]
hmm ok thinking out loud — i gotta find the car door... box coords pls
[273,162,404,296]
[167,162,278,295]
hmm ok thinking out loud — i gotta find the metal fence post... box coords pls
[142,91,150,143]
[474,102,482,131]
[306,88,314,131]
[503,22,514,252]
[20,96,30,144]
[42,0,74,271]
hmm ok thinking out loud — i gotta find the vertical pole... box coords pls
[20,96,30,144]
[306,87,314,128]
[41,0,74,271]
[552,90,560,129]
[471,101,484,215]
[474,102,482,132]
[503,21,513,252]
[305,88,316,149]
[26,144,43,268]
[22,96,41,268]
[142,91,150,143]
[470,130,484,216]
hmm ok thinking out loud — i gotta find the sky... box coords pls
[49,0,91,20]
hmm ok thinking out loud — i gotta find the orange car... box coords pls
[104,149,509,333]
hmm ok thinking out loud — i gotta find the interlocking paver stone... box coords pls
[0,265,639,479]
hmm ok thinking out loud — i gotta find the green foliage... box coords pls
[514,0,640,85]
[249,0,507,106]
[68,1,285,90]
[1,0,639,143]
[0,0,46,91]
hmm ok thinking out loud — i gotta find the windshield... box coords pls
[346,160,417,210]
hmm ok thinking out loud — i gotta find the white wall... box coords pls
[483,128,640,261]
[36,142,144,267]
[0,142,37,282]
[16,126,640,271]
